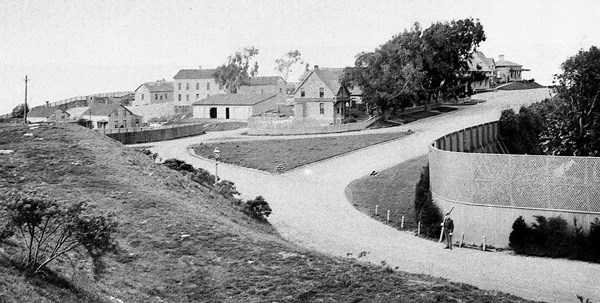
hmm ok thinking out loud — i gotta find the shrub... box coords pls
[214,180,240,200]
[242,196,272,221]
[498,106,545,155]
[190,167,216,186]
[508,216,529,253]
[0,191,117,273]
[163,158,195,173]
[414,165,442,238]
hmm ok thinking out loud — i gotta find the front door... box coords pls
[225,107,230,119]
[209,107,217,119]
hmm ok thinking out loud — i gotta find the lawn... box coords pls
[346,155,429,230]
[0,124,534,302]
[193,132,409,172]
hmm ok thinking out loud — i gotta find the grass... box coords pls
[498,81,545,91]
[193,132,409,172]
[346,155,429,230]
[369,106,458,129]
[0,123,535,302]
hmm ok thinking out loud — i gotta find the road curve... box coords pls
[140,89,599,303]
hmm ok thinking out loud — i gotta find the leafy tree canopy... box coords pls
[342,18,485,115]
[12,103,28,118]
[275,50,308,82]
[213,46,259,94]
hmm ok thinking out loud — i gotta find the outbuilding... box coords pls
[27,106,71,123]
[192,94,277,120]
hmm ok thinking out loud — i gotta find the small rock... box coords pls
[0,150,14,155]
[34,137,43,141]
[29,126,39,130]
[180,234,191,240]
[247,260,255,264]
[29,123,40,127]
[139,220,148,225]
[23,133,33,137]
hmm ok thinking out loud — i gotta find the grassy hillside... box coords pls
[0,123,534,302]
[497,81,545,90]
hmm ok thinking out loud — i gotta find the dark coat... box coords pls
[443,217,454,232]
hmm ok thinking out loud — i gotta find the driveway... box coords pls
[140,89,599,303]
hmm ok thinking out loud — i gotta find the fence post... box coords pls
[417,222,421,235]
[459,233,464,248]
[400,215,405,229]
[482,235,486,251]
[375,205,378,216]
[386,210,390,223]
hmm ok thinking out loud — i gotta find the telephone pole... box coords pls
[23,75,29,124]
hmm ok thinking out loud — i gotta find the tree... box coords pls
[342,23,425,116]
[275,50,308,82]
[1,191,117,273]
[420,18,486,103]
[541,46,600,156]
[12,103,28,118]
[213,46,260,94]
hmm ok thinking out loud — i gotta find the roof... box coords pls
[468,51,495,72]
[81,104,124,117]
[295,68,346,95]
[495,59,522,67]
[173,69,217,80]
[28,106,64,118]
[242,76,284,86]
[137,81,173,92]
[192,94,276,106]
[66,107,90,118]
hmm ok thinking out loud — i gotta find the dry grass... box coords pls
[346,155,429,230]
[193,132,408,172]
[0,123,535,302]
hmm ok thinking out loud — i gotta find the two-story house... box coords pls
[495,55,530,83]
[467,51,496,92]
[292,66,350,125]
[81,104,142,129]
[134,80,174,106]
[173,68,225,105]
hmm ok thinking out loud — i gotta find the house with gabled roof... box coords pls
[466,51,496,92]
[238,76,287,104]
[192,94,278,120]
[27,106,71,123]
[81,104,142,129]
[496,55,530,83]
[292,66,350,125]
[134,80,174,106]
[173,68,225,105]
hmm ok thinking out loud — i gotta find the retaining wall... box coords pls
[247,115,381,135]
[429,122,600,247]
[96,123,204,144]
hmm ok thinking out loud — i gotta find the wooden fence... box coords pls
[96,123,204,144]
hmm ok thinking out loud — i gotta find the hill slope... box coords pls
[0,123,533,302]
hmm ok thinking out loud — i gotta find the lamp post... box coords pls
[214,147,220,185]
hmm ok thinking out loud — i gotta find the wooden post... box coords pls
[459,233,464,248]
[375,205,378,216]
[386,210,390,223]
[482,235,486,251]
[438,227,445,243]
[400,215,405,229]
[417,222,421,235]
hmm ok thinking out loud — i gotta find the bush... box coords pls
[242,196,272,221]
[499,106,545,155]
[190,167,216,186]
[414,165,442,238]
[0,191,117,273]
[214,180,240,200]
[509,215,600,262]
[163,158,195,173]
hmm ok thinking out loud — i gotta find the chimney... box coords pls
[46,101,50,107]
[314,65,319,70]
[499,55,505,61]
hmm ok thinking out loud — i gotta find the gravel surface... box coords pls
[137,89,600,303]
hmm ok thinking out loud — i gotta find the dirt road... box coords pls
[141,89,600,303]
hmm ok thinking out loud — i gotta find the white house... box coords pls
[81,104,142,129]
[134,80,174,106]
[27,106,71,123]
[173,68,225,105]
[192,94,278,120]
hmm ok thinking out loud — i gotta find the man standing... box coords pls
[442,213,454,249]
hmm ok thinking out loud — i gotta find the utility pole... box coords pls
[23,75,29,124]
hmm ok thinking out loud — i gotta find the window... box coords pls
[165,93,168,99]
[319,103,324,114]
[135,119,139,126]
[141,94,144,100]
[178,94,182,101]
[196,82,199,90]
[319,87,324,98]
[196,94,199,99]
[178,83,181,90]
[186,94,189,101]
[301,88,305,97]
[123,120,127,128]
[160,95,163,100]
[280,88,283,94]
[155,93,158,100]
[186,82,190,90]
[337,107,340,114]
[207,82,210,90]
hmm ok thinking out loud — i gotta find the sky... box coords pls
[1,0,599,113]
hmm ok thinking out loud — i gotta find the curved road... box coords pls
[140,89,599,303]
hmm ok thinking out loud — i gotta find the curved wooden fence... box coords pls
[96,123,204,144]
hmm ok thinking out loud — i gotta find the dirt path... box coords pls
[138,89,599,303]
